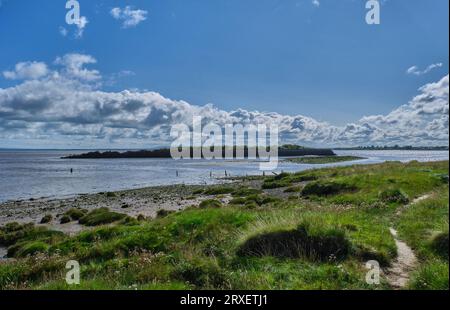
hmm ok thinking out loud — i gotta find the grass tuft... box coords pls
[199,199,222,209]
[40,215,53,224]
[301,181,357,197]
[378,189,409,204]
[429,231,449,260]
[237,221,351,262]
[78,208,128,226]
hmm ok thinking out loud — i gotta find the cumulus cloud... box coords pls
[110,6,148,28]
[3,62,49,80]
[360,75,449,144]
[54,54,101,81]
[407,63,443,76]
[0,55,448,147]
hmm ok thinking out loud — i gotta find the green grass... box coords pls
[64,208,88,221]
[287,156,365,164]
[199,199,222,209]
[395,185,449,290]
[301,181,358,197]
[0,160,447,290]
[237,223,351,261]
[78,208,128,226]
[267,160,448,206]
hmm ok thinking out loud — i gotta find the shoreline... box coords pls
[0,182,246,234]
[0,160,448,289]
[0,156,446,231]
[1,152,448,204]
[0,156,447,233]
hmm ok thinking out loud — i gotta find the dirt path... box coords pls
[396,194,431,216]
[385,228,418,289]
[385,194,430,289]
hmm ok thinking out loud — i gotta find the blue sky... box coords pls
[0,0,448,148]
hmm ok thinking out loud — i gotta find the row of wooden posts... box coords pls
[175,170,278,178]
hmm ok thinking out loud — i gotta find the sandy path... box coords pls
[385,228,418,289]
[385,194,431,289]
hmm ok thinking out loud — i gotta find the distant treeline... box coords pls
[335,146,449,151]
[62,146,335,159]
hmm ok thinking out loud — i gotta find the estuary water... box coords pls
[0,149,448,202]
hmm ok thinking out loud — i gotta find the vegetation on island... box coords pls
[287,156,365,165]
[62,145,335,159]
[0,160,448,290]
[335,145,449,151]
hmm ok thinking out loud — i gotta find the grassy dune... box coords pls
[0,160,448,290]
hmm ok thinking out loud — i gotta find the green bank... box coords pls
[0,160,448,290]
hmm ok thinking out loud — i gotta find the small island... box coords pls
[287,156,365,164]
[62,145,336,159]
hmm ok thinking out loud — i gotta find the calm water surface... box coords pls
[0,149,448,202]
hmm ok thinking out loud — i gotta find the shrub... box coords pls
[173,258,227,288]
[273,172,290,181]
[64,208,88,221]
[229,197,246,205]
[262,179,291,189]
[353,245,390,267]
[289,174,318,183]
[8,241,50,258]
[1,223,62,246]
[203,187,234,195]
[78,208,127,226]
[260,196,281,205]
[60,215,71,224]
[137,214,147,221]
[0,222,24,233]
[430,231,449,259]
[199,199,222,209]
[106,192,117,198]
[40,215,53,224]
[156,209,175,218]
[433,173,449,184]
[301,181,357,197]
[237,224,351,261]
[378,189,409,204]
[284,186,302,193]
[230,195,279,207]
[232,188,262,197]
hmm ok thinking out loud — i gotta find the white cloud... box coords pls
[59,13,88,39]
[312,0,320,7]
[54,53,101,81]
[110,6,148,28]
[407,63,443,76]
[0,55,448,147]
[75,16,89,38]
[59,26,68,37]
[2,61,49,80]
